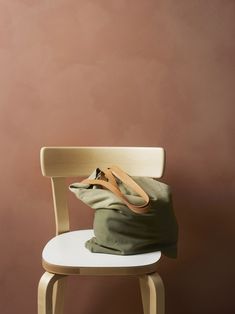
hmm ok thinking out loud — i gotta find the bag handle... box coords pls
[101,168,119,189]
[83,166,150,214]
[109,166,150,205]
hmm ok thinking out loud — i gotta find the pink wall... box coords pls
[0,1,235,313]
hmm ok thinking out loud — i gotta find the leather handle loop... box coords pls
[83,166,150,214]
[108,166,150,207]
[101,168,119,189]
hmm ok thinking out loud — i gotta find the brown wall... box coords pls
[0,1,235,313]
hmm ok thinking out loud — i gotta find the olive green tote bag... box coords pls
[69,166,178,258]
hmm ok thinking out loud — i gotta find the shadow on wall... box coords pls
[160,168,235,314]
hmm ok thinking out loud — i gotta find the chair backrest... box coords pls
[40,147,165,234]
[40,147,165,178]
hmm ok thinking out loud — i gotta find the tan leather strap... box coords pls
[109,166,150,206]
[101,168,119,188]
[83,166,150,214]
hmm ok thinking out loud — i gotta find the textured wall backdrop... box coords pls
[0,1,235,314]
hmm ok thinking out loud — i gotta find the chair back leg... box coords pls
[139,273,165,314]
[52,277,67,314]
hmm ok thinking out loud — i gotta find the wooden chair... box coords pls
[38,147,166,314]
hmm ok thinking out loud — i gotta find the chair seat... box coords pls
[42,229,161,276]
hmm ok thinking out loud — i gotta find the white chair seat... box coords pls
[42,229,161,276]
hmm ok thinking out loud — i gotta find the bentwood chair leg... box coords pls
[139,273,165,314]
[52,276,67,314]
[38,272,66,314]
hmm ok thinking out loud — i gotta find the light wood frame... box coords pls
[38,147,165,314]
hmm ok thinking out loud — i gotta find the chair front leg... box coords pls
[139,272,165,314]
[38,272,67,314]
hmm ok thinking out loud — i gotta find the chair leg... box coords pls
[38,272,67,314]
[52,276,67,314]
[139,273,165,314]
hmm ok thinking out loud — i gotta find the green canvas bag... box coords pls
[69,166,178,258]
